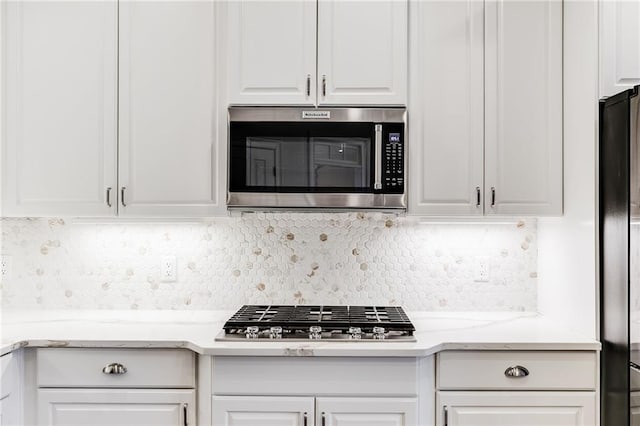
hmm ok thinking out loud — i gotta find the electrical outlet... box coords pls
[474,257,491,282]
[161,256,177,282]
[1,256,12,281]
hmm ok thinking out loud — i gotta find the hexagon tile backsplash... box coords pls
[0,213,537,311]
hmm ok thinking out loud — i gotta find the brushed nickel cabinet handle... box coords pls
[476,186,481,207]
[102,362,127,374]
[491,186,496,208]
[183,403,188,426]
[504,365,529,378]
[121,187,127,207]
[306,75,311,97]
[106,187,112,207]
[322,75,326,97]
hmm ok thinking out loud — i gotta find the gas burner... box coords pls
[216,305,416,342]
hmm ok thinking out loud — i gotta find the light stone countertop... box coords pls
[0,309,600,357]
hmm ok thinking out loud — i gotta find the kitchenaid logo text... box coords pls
[302,111,331,119]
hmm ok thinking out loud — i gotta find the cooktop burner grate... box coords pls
[226,305,294,324]
[347,306,413,330]
[219,305,416,341]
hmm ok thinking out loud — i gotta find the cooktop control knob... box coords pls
[245,326,259,339]
[309,326,322,340]
[269,326,283,339]
[348,327,362,340]
[373,326,386,340]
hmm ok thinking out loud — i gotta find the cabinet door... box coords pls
[0,397,5,426]
[600,0,640,98]
[317,0,407,106]
[226,1,316,105]
[407,0,484,216]
[0,352,21,426]
[2,1,117,217]
[484,0,563,215]
[316,397,417,426]
[632,391,640,426]
[212,396,314,426]
[119,1,222,217]
[38,389,194,426]
[437,391,596,426]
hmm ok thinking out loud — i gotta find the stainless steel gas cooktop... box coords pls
[216,305,416,342]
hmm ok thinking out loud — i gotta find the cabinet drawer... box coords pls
[437,351,596,390]
[37,348,194,388]
[213,356,419,396]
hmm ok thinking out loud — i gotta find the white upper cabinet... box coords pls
[2,1,118,217]
[227,0,408,106]
[317,0,407,106]
[409,0,562,216]
[484,0,563,215]
[600,0,640,98]
[227,1,316,105]
[408,0,484,216]
[119,1,222,217]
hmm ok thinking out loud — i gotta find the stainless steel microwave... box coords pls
[227,107,407,211]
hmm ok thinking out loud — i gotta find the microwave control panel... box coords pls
[382,124,404,193]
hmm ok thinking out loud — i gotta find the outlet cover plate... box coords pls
[1,255,12,281]
[474,257,491,282]
[161,255,177,282]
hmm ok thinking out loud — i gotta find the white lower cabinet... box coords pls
[316,397,417,426]
[436,351,597,426]
[35,349,196,426]
[436,391,596,426]
[212,396,314,426]
[210,357,427,426]
[0,398,6,426]
[1,351,22,426]
[38,389,195,426]
[212,396,417,426]
[632,391,640,426]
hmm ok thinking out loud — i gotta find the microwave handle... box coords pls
[374,124,383,190]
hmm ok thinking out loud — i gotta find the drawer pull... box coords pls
[102,362,127,375]
[504,365,529,378]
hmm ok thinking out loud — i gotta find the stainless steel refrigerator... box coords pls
[600,84,640,426]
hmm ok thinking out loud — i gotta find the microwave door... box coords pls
[230,121,375,193]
